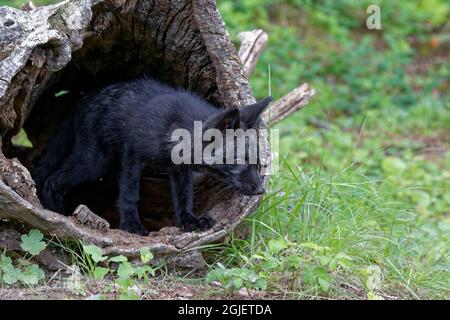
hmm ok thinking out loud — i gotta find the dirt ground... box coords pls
[0,277,281,300]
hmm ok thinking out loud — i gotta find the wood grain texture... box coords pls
[262,83,316,125]
[237,29,268,77]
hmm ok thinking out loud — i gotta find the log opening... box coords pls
[10,0,230,232]
[0,0,268,259]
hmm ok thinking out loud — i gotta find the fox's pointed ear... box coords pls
[240,96,273,128]
[204,108,240,131]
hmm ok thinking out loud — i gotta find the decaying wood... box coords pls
[73,204,110,232]
[193,0,255,107]
[0,0,313,261]
[237,29,268,77]
[0,0,93,138]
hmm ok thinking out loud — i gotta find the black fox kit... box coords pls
[33,77,272,235]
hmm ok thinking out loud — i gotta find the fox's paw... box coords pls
[41,191,65,213]
[198,215,215,230]
[180,213,215,232]
[119,220,149,236]
[41,181,65,213]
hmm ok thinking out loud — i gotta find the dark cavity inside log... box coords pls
[3,0,233,233]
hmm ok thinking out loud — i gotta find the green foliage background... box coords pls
[1,0,449,299]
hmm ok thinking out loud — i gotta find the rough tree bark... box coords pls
[0,0,314,264]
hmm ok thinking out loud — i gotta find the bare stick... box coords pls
[262,83,316,125]
[237,29,268,77]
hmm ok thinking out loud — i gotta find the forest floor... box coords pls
[0,277,280,300]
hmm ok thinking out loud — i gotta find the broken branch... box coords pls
[237,29,268,77]
[262,83,316,125]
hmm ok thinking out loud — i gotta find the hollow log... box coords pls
[0,0,313,262]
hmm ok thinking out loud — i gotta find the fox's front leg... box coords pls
[117,152,149,236]
[169,166,214,232]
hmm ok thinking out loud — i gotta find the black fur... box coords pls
[33,76,272,235]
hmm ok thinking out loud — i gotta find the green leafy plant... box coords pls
[206,264,268,291]
[81,244,156,300]
[207,237,357,294]
[20,229,47,256]
[0,229,47,286]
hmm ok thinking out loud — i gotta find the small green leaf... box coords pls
[303,268,316,285]
[120,293,140,300]
[366,265,383,291]
[20,264,45,285]
[268,238,288,253]
[206,268,223,284]
[94,267,109,280]
[116,276,133,289]
[117,262,135,279]
[254,277,268,291]
[318,277,330,292]
[83,245,107,263]
[318,255,331,266]
[0,255,13,269]
[136,265,155,279]
[109,255,128,263]
[286,255,302,271]
[336,253,353,269]
[20,229,47,256]
[2,265,19,284]
[54,90,69,98]
[303,267,330,292]
[382,157,406,174]
[328,258,338,270]
[229,277,243,290]
[262,256,281,271]
[140,247,153,263]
